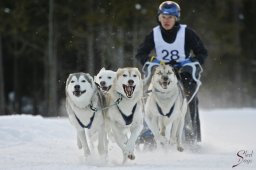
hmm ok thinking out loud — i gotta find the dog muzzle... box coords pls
[123,84,136,98]
[159,80,170,89]
[73,90,86,97]
[101,85,111,92]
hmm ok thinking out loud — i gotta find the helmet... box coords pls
[158,1,181,19]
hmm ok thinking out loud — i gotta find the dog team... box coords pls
[65,64,188,164]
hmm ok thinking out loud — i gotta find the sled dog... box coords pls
[145,64,187,152]
[106,67,144,163]
[65,72,107,157]
[95,67,116,94]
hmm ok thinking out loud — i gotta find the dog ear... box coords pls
[116,68,123,80]
[66,74,73,86]
[134,68,142,80]
[94,75,98,83]
[100,67,106,72]
[84,73,94,87]
[65,73,74,97]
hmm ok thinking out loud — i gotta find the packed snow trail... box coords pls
[0,109,255,170]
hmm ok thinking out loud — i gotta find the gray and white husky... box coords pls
[106,67,144,163]
[144,64,187,152]
[65,72,107,157]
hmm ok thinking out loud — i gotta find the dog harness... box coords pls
[75,112,96,129]
[156,102,175,118]
[116,103,137,125]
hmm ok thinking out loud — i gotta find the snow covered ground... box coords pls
[0,109,255,170]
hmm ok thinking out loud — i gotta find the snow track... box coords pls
[0,109,255,169]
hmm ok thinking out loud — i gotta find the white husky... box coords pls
[145,64,187,152]
[95,67,116,94]
[106,67,144,163]
[65,72,107,157]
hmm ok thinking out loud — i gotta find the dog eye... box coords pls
[71,80,75,83]
[123,74,127,77]
[167,71,172,75]
[81,80,86,83]
[133,74,137,77]
[108,76,112,79]
[157,72,162,75]
[99,76,102,79]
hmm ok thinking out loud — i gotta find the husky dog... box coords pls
[95,67,116,94]
[106,67,144,163]
[65,72,107,157]
[145,64,187,152]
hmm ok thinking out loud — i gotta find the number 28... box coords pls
[162,49,180,61]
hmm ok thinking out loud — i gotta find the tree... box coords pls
[46,0,58,116]
[0,35,5,115]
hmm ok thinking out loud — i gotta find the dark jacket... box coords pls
[135,22,208,65]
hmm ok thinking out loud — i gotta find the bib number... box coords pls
[162,49,180,61]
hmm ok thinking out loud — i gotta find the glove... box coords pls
[180,58,192,66]
[189,57,199,62]
[167,60,178,66]
[174,58,198,68]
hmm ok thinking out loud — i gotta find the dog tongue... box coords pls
[127,86,133,92]
[73,91,81,96]
[102,86,108,91]
[126,86,133,97]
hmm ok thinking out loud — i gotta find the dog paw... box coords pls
[123,150,135,161]
[77,143,82,149]
[128,153,135,160]
[83,149,91,156]
[158,136,168,145]
[177,146,184,152]
[77,139,82,149]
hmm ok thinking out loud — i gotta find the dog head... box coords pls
[66,72,96,105]
[94,67,116,93]
[113,67,142,98]
[151,64,177,90]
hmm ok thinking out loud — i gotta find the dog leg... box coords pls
[125,123,143,161]
[176,100,187,152]
[165,122,173,144]
[111,124,129,163]
[112,126,127,150]
[77,135,82,149]
[145,116,168,148]
[170,120,178,144]
[176,118,185,152]
[97,127,107,158]
[110,123,132,163]
[77,130,91,156]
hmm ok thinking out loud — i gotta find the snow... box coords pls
[0,109,256,170]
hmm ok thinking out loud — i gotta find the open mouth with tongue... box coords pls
[123,84,136,98]
[101,85,111,92]
[73,90,86,97]
[159,80,170,89]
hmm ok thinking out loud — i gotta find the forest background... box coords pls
[0,0,255,116]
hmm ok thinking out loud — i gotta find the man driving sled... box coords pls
[135,1,207,143]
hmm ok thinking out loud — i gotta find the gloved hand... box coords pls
[180,58,193,66]
[173,58,197,68]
